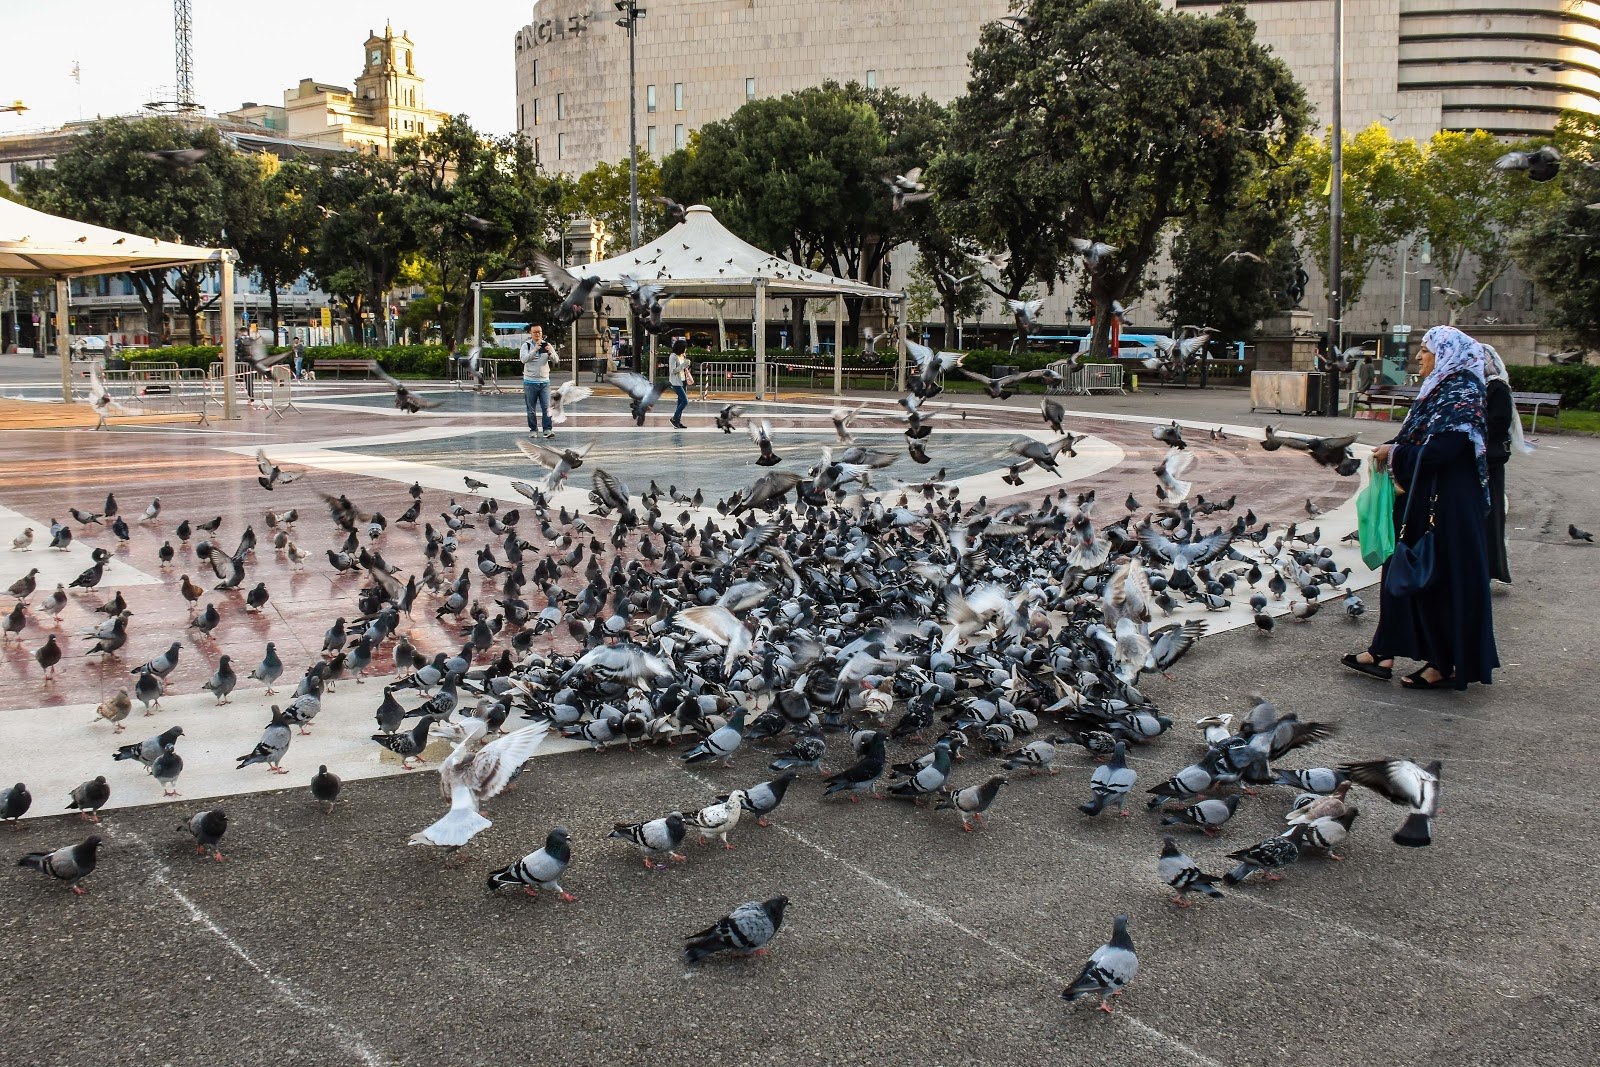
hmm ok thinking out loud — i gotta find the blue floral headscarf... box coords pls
[1395,325,1488,490]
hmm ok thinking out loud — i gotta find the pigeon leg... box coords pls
[1171,895,1192,908]
[113,723,125,733]
[669,851,687,863]
[71,884,87,896]
[1096,1001,1115,1015]
[1264,872,1284,881]
[643,857,656,869]
[559,891,578,903]
[1327,851,1345,861]
[271,765,289,775]
[523,887,540,897]
[722,841,736,851]
[757,817,771,827]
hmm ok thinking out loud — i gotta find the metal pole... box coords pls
[753,279,767,401]
[832,296,844,397]
[55,277,70,403]
[1326,0,1343,416]
[617,0,643,249]
[1396,239,1408,336]
[220,253,236,419]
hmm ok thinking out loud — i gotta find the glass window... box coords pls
[674,83,684,111]
[533,98,540,125]
[1478,282,1493,310]
[746,78,755,101]
[556,93,565,120]
[866,69,877,89]
[646,84,657,113]
[646,125,656,155]
[557,133,565,160]
[532,60,540,86]
[1418,279,1431,311]
[519,103,525,130]
[674,124,685,150]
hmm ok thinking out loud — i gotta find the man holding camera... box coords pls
[520,325,557,438]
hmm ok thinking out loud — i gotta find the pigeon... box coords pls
[10,528,32,551]
[1493,144,1561,182]
[129,641,182,680]
[684,896,788,963]
[1,783,32,829]
[1158,837,1225,908]
[2,601,24,643]
[133,668,164,714]
[17,834,102,894]
[249,643,284,694]
[254,449,302,491]
[1223,828,1304,883]
[1570,524,1594,543]
[371,363,442,413]
[1295,809,1359,859]
[531,247,602,325]
[935,775,1006,830]
[886,740,953,803]
[748,420,782,466]
[1000,738,1059,776]
[236,706,292,774]
[682,707,748,767]
[1153,421,1187,449]
[1062,914,1138,1013]
[1079,742,1137,817]
[202,655,237,705]
[822,734,888,802]
[1161,794,1240,836]
[113,725,183,769]
[179,809,228,862]
[1342,758,1441,847]
[33,635,61,679]
[1272,767,1348,794]
[487,826,576,901]
[92,690,133,733]
[1068,237,1119,269]
[727,774,796,827]
[310,765,342,814]
[687,789,747,849]
[769,734,827,773]
[150,745,184,796]
[67,777,111,823]
[7,568,38,600]
[373,715,439,769]
[609,811,687,869]
[409,720,551,849]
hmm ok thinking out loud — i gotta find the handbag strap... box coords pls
[1396,435,1433,538]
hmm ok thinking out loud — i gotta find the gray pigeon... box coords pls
[1,783,32,828]
[236,706,292,774]
[727,774,796,827]
[150,745,184,797]
[609,811,686,869]
[66,777,111,823]
[487,826,575,901]
[1079,741,1137,816]
[1158,836,1225,907]
[310,765,342,814]
[113,725,183,768]
[202,655,237,705]
[17,834,102,894]
[133,668,164,713]
[1342,758,1440,847]
[129,641,182,680]
[684,896,788,963]
[1224,827,1304,884]
[179,809,228,861]
[248,642,283,694]
[935,775,1006,830]
[1062,914,1138,1013]
[1160,794,1239,835]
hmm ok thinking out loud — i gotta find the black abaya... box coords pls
[1370,431,1499,687]
[1484,379,1513,583]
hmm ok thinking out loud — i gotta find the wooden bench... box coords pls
[315,359,375,379]
[1356,384,1563,432]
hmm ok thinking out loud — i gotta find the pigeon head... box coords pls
[1160,836,1181,857]
[762,896,789,925]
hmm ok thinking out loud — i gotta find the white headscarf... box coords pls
[1480,344,1535,456]
[1417,325,1485,402]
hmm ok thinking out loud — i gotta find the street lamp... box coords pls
[1325,0,1344,416]
[615,0,645,250]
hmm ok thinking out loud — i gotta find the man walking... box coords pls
[291,337,305,380]
[520,325,556,438]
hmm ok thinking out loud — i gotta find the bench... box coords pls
[315,359,375,380]
[1356,384,1563,432]
[96,409,209,430]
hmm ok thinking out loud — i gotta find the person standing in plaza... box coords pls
[291,337,305,381]
[1480,344,1533,583]
[1343,325,1499,690]
[667,336,693,429]
[520,325,556,438]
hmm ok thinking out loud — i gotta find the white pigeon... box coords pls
[687,789,747,849]
[410,720,551,848]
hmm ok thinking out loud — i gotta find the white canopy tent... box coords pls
[0,196,239,415]
[473,205,905,398]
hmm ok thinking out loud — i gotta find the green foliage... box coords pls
[1506,363,1600,412]
[934,0,1308,355]
[231,157,320,334]
[1513,113,1600,352]
[565,157,669,256]
[122,343,509,378]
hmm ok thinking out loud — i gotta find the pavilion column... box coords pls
[55,277,70,403]
[471,283,482,352]
[832,296,843,397]
[753,279,768,402]
[894,298,907,392]
[220,252,237,420]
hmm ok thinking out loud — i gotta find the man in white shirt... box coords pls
[520,325,556,438]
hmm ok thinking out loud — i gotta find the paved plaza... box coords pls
[1,356,1597,1067]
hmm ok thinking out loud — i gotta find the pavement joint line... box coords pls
[669,758,1227,1067]
[108,825,388,1066]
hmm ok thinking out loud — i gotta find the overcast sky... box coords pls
[3,1,529,135]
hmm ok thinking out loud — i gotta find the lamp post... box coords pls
[1325,0,1344,416]
[615,0,645,250]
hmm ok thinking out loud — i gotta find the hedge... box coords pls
[123,343,517,379]
[1507,363,1600,412]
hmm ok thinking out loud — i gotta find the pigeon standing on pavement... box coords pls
[249,642,283,694]
[310,765,342,814]
[113,725,184,769]
[150,745,184,796]
[609,811,687,869]
[236,706,292,774]
[1079,741,1137,816]
[1062,914,1138,1013]
[67,777,111,823]
[202,654,237,705]
[92,692,133,735]
[17,834,102,894]
[487,826,576,901]
[1,783,32,829]
[1158,837,1225,907]
[935,776,1006,830]
[179,809,228,862]
[684,896,788,963]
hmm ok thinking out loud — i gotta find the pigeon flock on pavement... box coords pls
[0,365,1530,1003]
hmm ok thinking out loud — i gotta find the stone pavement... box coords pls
[0,364,1595,1067]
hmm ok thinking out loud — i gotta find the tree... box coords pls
[20,116,258,343]
[232,156,319,338]
[908,245,989,349]
[1290,123,1424,313]
[566,157,670,258]
[305,152,412,346]
[395,116,571,349]
[1514,113,1600,351]
[934,0,1308,355]
[1417,130,1560,324]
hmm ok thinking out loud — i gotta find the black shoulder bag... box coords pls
[1384,438,1436,597]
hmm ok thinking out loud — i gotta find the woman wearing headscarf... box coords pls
[1480,344,1534,583]
[1343,325,1499,690]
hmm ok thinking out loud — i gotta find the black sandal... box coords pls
[1341,652,1393,681]
[1400,667,1454,690]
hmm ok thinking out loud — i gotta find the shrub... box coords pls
[1507,363,1600,411]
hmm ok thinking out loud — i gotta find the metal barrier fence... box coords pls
[1047,362,1127,395]
[101,363,212,424]
[763,359,898,393]
[696,361,782,400]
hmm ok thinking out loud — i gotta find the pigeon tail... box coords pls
[1392,813,1432,848]
[411,807,492,848]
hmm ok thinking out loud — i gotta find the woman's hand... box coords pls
[1372,444,1392,469]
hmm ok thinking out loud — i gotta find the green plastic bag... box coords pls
[1356,458,1397,570]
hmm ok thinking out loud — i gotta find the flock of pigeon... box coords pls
[4,376,1449,990]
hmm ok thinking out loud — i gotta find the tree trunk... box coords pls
[942,298,959,350]
[267,279,281,340]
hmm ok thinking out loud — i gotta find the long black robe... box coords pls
[1371,431,1499,687]
[1484,379,1513,583]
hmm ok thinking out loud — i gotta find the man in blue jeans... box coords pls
[520,325,556,438]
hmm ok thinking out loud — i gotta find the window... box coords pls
[557,133,565,160]
[1478,282,1494,311]
[556,93,565,120]
[674,124,685,150]
[532,60,541,86]
[646,84,657,113]
[866,69,877,89]
[646,125,656,155]
[519,103,525,130]
[746,77,756,101]
[1418,278,1432,311]
[533,98,540,125]
[674,82,684,111]
[1526,281,1539,309]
